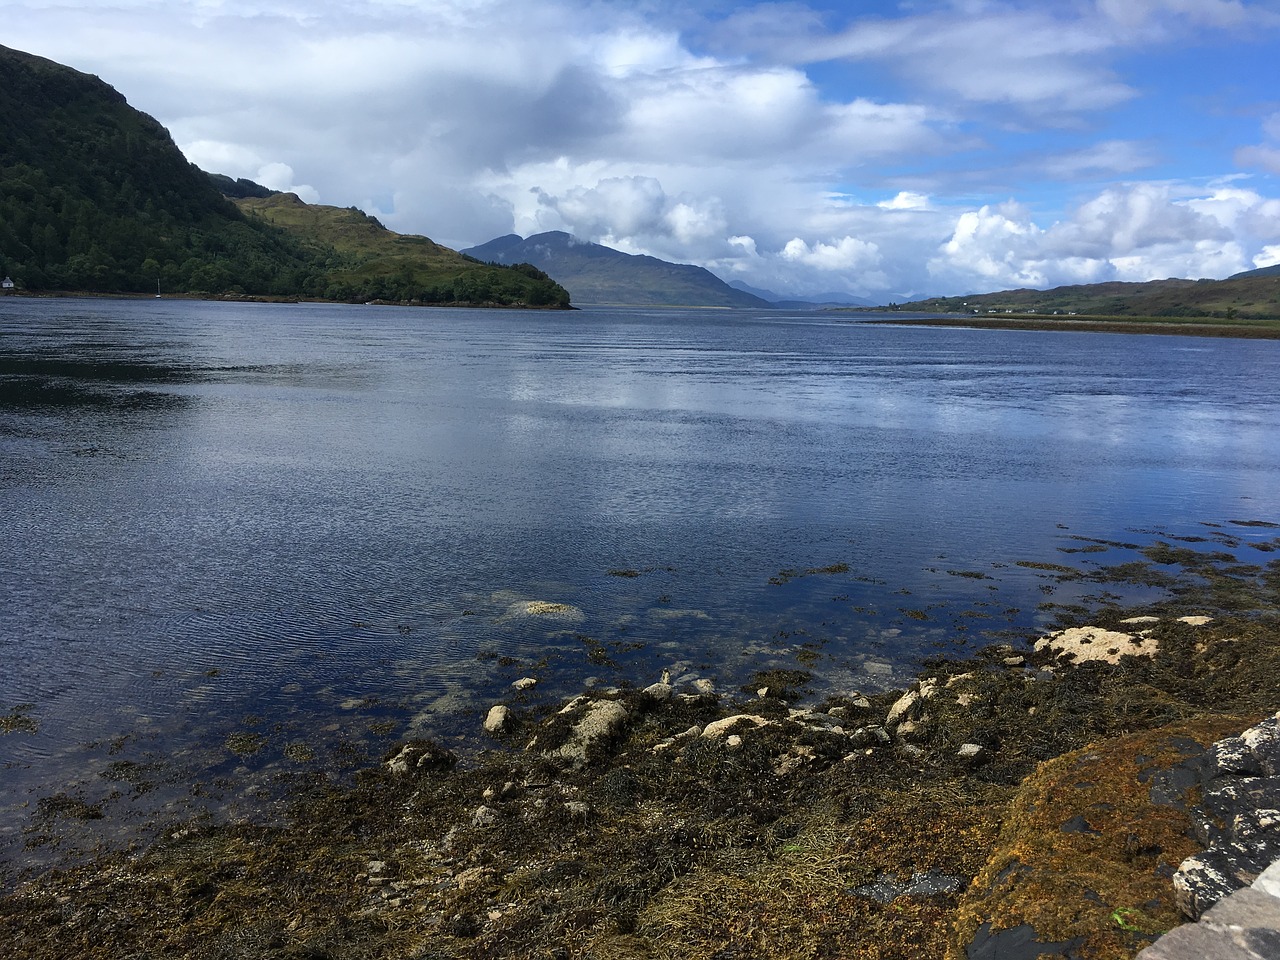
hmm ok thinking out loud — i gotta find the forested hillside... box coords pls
[0,44,330,295]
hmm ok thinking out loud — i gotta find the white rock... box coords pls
[958,743,985,760]
[885,690,920,727]
[472,805,499,828]
[693,678,716,695]
[1178,615,1213,626]
[702,714,772,739]
[1034,626,1156,665]
[483,705,510,734]
[512,677,538,691]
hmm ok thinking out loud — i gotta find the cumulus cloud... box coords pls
[928,182,1264,290]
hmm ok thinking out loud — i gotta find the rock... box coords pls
[545,699,630,767]
[953,717,1252,960]
[472,805,499,828]
[701,714,771,739]
[1003,656,1025,667]
[958,743,986,761]
[852,870,963,903]
[504,599,586,622]
[385,740,458,776]
[1121,616,1162,625]
[1171,713,1280,918]
[789,709,846,732]
[642,681,674,701]
[1255,859,1280,898]
[886,690,919,727]
[692,678,716,695]
[653,725,702,752]
[725,735,743,749]
[564,801,591,818]
[1178,615,1214,626]
[483,705,510,734]
[1034,625,1158,665]
[850,725,891,748]
[512,677,538,691]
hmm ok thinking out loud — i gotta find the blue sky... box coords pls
[4,0,1280,299]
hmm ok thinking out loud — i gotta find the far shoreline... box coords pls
[853,311,1280,340]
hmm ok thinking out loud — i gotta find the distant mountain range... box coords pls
[727,280,876,309]
[462,232,772,308]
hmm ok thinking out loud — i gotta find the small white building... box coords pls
[1,277,14,291]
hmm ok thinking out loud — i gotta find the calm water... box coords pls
[3,297,1280,876]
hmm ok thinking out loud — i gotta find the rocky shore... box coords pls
[2,542,1279,958]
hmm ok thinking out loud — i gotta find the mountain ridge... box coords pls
[463,231,772,308]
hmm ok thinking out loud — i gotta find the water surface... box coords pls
[3,297,1279,876]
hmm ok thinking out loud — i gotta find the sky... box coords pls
[4,0,1280,300]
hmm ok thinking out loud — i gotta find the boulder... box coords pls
[544,699,630,767]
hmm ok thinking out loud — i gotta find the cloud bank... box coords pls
[4,0,1279,298]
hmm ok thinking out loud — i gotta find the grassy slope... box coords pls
[888,275,1280,320]
[237,194,570,306]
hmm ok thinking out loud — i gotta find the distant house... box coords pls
[1,277,14,291]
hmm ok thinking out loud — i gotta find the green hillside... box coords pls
[890,274,1280,320]
[0,44,569,308]
[236,194,569,307]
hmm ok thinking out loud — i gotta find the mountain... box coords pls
[885,275,1280,320]
[1230,264,1280,280]
[463,231,772,308]
[0,44,569,307]
[727,280,876,308]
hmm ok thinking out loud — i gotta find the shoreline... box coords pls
[2,539,1278,959]
[856,313,1280,339]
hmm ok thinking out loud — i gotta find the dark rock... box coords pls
[1059,815,1100,835]
[965,921,1085,960]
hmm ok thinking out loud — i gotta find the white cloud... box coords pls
[781,236,881,272]
[927,182,1263,290]
[877,192,931,211]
